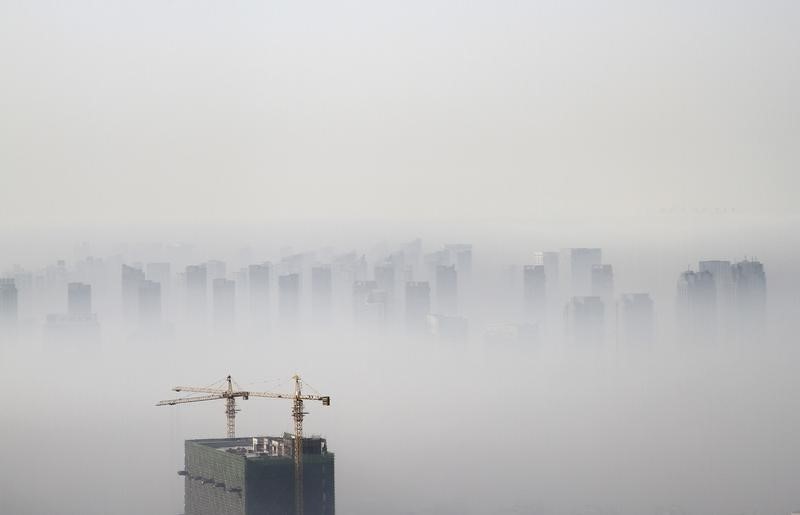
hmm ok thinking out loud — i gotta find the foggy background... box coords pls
[1,2,799,515]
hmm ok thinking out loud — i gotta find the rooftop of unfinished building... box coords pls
[190,434,330,459]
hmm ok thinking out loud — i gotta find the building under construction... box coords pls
[182,434,335,515]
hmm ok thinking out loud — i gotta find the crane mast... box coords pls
[225,375,237,438]
[292,374,306,515]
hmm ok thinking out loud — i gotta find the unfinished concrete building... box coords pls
[182,434,334,515]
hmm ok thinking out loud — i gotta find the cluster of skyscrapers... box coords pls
[0,241,767,346]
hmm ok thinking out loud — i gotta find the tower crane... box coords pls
[247,374,330,515]
[156,374,250,438]
[156,373,330,515]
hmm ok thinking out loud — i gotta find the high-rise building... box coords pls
[401,238,422,278]
[182,435,335,515]
[522,265,546,323]
[699,260,733,334]
[67,282,91,316]
[138,280,162,326]
[405,281,430,333]
[146,262,171,288]
[206,260,227,282]
[213,278,236,327]
[435,265,458,315]
[248,263,271,326]
[374,263,395,316]
[186,264,208,320]
[427,314,468,341]
[569,248,601,297]
[424,250,447,286]
[617,293,654,345]
[311,265,333,323]
[564,296,604,345]
[353,280,378,326]
[0,278,18,328]
[732,259,766,339]
[676,270,716,344]
[532,251,559,302]
[444,244,472,279]
[279,273,300,324]
[590,264,614,304]
[145,262,171,316]
[121,264,144,323]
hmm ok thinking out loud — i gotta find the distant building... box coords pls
[67,282,92,316]
[374,263,396,316]
[405,281,430,333]
[206,260,227,282]
[213,278,236,327]
[570,248,601,297]
[146,262,171,315]
[138,280,162,326]
[483,323,538,346]
[532,251,559,303]
[121,264,144,323]
[186,264,208,320]
[617,293,654,345]
[0,278,18,328]
[435,265,458,315]
[311,265,333,323]
[279,273,300,324]
[522,265,546,323]
[424,250,447,287]
[353,280,379,327]
[676,270,716,344]
[183,435,334,515]
[732,259,766,340]
[146,262,171,289]
[444,244,472,280]
[699,260,733,335]
[590,264,614,304]
[427,314,468,341]
[565,296,605,345]
[248,263,271,326]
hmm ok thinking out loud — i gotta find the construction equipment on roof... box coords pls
[156,373,330,515]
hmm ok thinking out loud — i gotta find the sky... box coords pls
[1,1,799,230]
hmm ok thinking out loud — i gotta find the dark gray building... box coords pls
[522,265,546,323]
[374,263,396,316]
[617,293,654,345]
[121,264,144,322]
[435,265,458,316]
[677,269,717,344]
[138,279,162,326]
[213,278,236,327]
[278,273,300,324]
[564,296,605,345]
[183,434,335,515]
[0,278,18,328]
[590,264,614,304]
[186,264,208,320]
[570,248,601,297]
[353,280,379,327]
[248,263,271,326]
[732,259,767,340]
[405,281,430,333]
[311,265,333,323]
[67,282,92,316]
